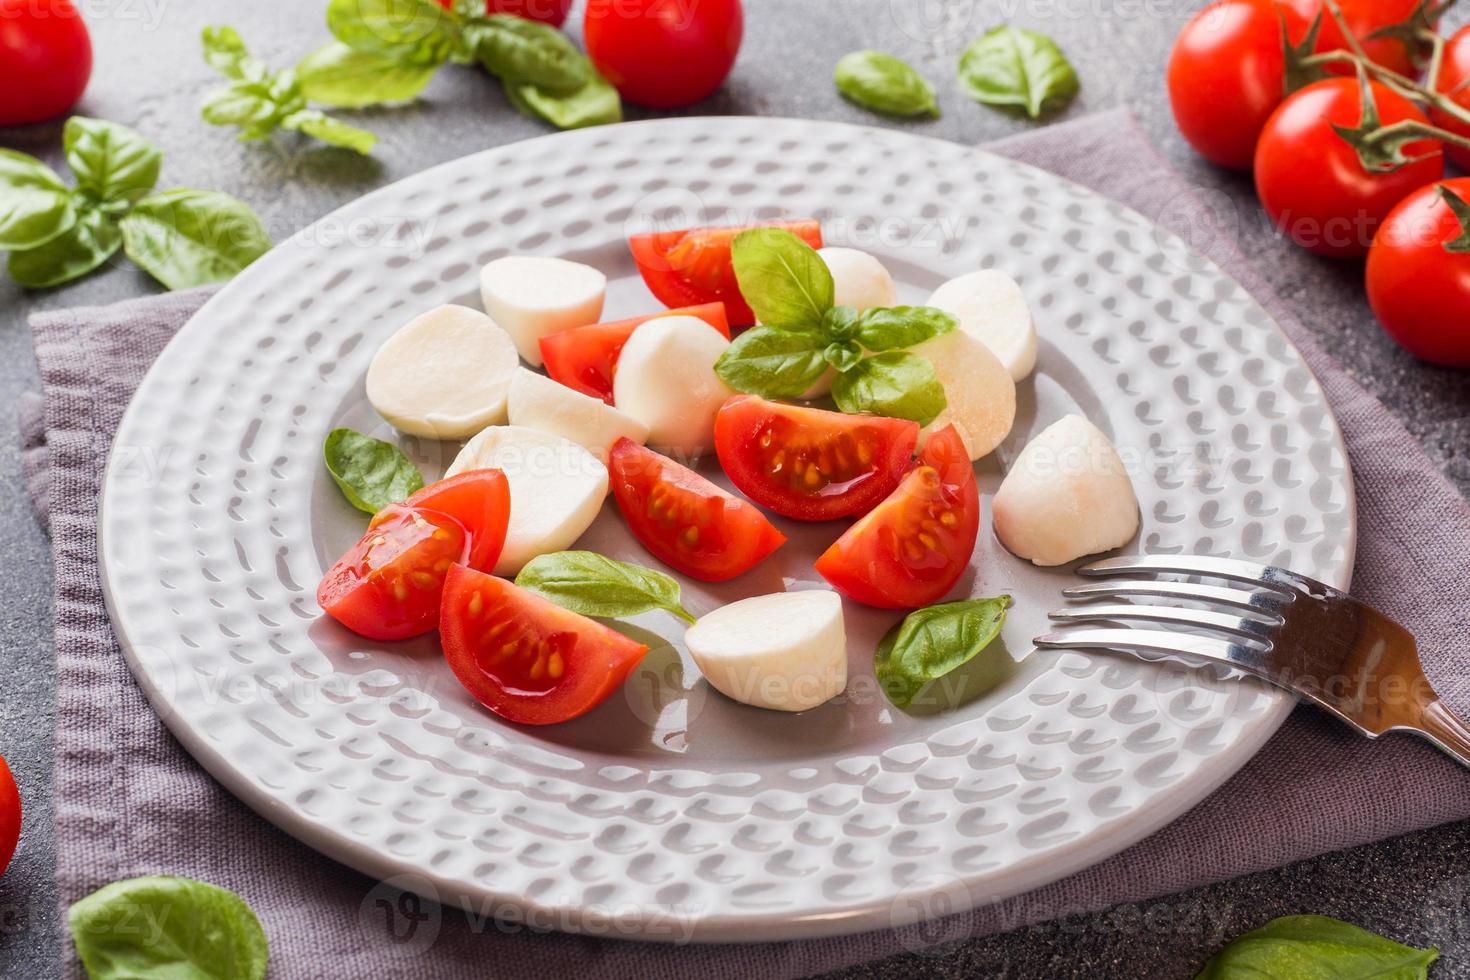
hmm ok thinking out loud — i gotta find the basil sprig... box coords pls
[323,428,425,514]
[875,596,1011,709]
[714,228,954,425]
[0,117,271,291]
[1196,915,1438,979]
[958,26,1079,119]
[516,551,697,625]
[69,876,269,980]
[202,27,377,154]
[834,50,939,119]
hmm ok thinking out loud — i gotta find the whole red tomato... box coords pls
[1431,25,1470,172]
[0,0,91,126]
[433,0,569,26]
[1167,0,1312,170]
[1283,0,1430,78]
[1366,178,1470,367]
[1254,78,1443,258]
[0,757,19,877]
[584,0,743,109]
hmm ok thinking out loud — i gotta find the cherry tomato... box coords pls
[713,395,920,522]
[539,302,730,404]
[0,757,18,877]
[628,220,822,329]
[440,564,648,725]
[318,507,469,640]
[1254,78,1443,258]
[584,0,742,109]
[0,0,92,126]
[432,0,569,26]
[608,437,785,581]
[1431,25,1470,172]
[373,469,510,573]
[815,425,979,610]
[1366,178,1470,367]
[1283,0,1430,78]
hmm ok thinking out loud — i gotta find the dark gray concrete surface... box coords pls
[0,0,1466,977]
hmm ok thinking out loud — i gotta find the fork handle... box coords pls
[1416,699,1470,769]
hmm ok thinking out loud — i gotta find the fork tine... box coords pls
[1047,603,1278,637]
[1078,555,1297,592]
[1034,628,1257,663]
[1061,579,1274,610]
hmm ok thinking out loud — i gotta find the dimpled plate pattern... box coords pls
[98,118,1355,942]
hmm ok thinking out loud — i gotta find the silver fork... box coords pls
[1034,555,1470,769]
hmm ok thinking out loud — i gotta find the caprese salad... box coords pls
[316,219,1141,725]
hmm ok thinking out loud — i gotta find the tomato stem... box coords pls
[1301,47,1470,132]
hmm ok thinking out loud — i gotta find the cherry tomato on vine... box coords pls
[0,757,18,877]
[433,0,570,26]
[1283,0,1431,79]
[0,0,92,126]
[1366,178,1470,367]
[1431,25,1470,172]
[584,0,743,109]
[1254,77,1443,258]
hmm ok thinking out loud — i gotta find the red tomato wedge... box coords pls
[440,564,649,725]
[608,437,786,581]
[714,395,920,522]
[318,506,470,640]
[815,425,980,609]
[628,220,823,328]
[373,469,511,573]
[539,302,730,404]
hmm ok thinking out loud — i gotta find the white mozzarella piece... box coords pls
[612,315,734,460]
[478,255,606,367]
[506,369,649,463]
[803,247,900,399]
[912,328,1016,461]
[684,591,847,712]
[365,304,519,439]
[992,414,1141,567]
[445,425,608,575]
[927,270,1038,381]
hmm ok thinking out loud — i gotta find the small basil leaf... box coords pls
[467,14,589,94]
[296,42,438,107]
[0,150,76,250]
[730,227,834,332]
[854,305,957,352]
[958,26,1080,119]
[202,25,255,79]
[505,69,622,130]
[1196,915,1438,980]
[69,876,269,980]
[281,109,378,155]
[824,341,863,373]
[834,50,939,119]
[830,350,947,424]
[876,596,1010,709]
[516,551,696,624]
[323,428,424,514]
[822,304,860,343]
[119,189,272,291]
[8,205,122,289]
[202,81,284,138]
[63,117,162,207]
[326,0,455,66]
[714,325,829,399]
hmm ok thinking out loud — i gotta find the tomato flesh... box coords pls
[0,0,92,126]
[318,507,469,640]
[628,220,823,328]
[608,437,785,582]
[539,302,729,404]
[815,426,979,609]
[440,565,648,725]
[1366,178,1470,368]
[374,469,510,573]
[714,395,919,522]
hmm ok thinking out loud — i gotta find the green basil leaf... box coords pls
[730,227,834,332]
[119,189,272,290]
[831,350,947,424]
[296,41,438,106]
[8,205,122,289]
[834,50,939,119]
[505,68,622,130]
[326,0,455,65]
[68,875,268,980]
[822,304,860,343]
[1196,915,1438,980]
[466,14,589,94]
[63,118,162,207]
[516,551,695,624]
[876,596,1010,709]
[714,325,829,399]
[202,25,256,79]
[958,26,1080,119]
[202,81,284,138]
[0,150,75,250]
[281,109,378,155]
[854,305,957,352]
[823,341,863,373]
[323,428,424,513]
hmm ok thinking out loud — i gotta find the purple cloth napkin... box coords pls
[26,108,1470,978]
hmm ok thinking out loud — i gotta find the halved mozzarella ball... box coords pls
[927,270,1037,381]
[612,315,734,459]
[912,329,1016,461]
[365,305,519,439]
[685,591,847,712]
[992,414,1140,566]
[506,369,649,464]
[479,256,606,367]
[445,425,608,575]
[803,247,899,399]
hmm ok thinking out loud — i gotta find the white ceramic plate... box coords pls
[98,117,1355,942]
